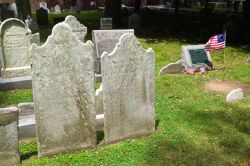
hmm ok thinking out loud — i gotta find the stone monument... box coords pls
[101,33,155,144]
[31,22,96,157]
[0,18,32,78]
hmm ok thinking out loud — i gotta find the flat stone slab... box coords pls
[0,107,20,166]
[159,63,183,75]
[18,102,34,116]
[226,88,244,103]
[0,76,32,90]
[18,114,104,140]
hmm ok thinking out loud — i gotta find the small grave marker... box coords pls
[181,45,212,67]
[100,18,112,30]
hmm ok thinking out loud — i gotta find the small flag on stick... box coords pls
[204,33,226,51]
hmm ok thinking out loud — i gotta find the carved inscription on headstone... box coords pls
[0,18,31,78]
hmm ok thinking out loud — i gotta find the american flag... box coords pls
[204,33,226,51]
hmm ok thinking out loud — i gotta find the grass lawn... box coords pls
[1,11,250,165]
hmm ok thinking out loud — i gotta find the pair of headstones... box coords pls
[31,21,155,157]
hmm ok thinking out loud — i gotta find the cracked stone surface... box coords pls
[0,107,20,166]
[101,33,155,144]
[0,18,32,78]
[30,23,96,157]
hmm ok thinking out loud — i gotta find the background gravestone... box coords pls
[181,45,212,67]
[0,18,32,78]
[16,0,32,21]
[100,18,112,30]
[92,29,134,73]
[0,107,20,166]
[101,33,155,144]
[36,8,48,26]
[31,23,96,157]
[128,13,140,31]
[64,15,87,42]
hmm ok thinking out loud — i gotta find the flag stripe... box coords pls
[204,33,226,51]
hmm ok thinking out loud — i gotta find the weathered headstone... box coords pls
[55,5,61,13]
[25,15,37,31]
[100,18,112,30]
[76,0,83,14]
[36,7,48,26]
[128,13,140,31]
[70,6,77,13]
[64,15,87,42]
[0,107,20,166]
[247,57,250,63]
[0,18,32,78]
[31,23,96,157]
[181,45,212,67]
[101,33,155,144]
[92,29,134,73]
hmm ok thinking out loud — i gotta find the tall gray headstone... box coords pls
[0,18,32,78]
[92,29,134,73]
[0,107,20,166]
[101,33,155,144]
[30,23,96,157]
[64,15,87,42]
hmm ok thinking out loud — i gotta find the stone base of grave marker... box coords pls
[1,66,32,78]
[0,107,20,166]
[0,76,32,90]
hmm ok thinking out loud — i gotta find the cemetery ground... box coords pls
[0,11,250,165]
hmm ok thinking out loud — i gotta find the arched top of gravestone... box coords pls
[0,18,30,42]
[63,15,87,42]
[101,33,154,60]
[30,22,93,60]
[0,18,31,69]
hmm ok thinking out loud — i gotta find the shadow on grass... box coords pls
[21,151,38,161]
[97,130,105,144]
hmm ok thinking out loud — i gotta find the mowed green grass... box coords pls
[1,11,250,165]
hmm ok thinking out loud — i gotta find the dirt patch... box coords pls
[204,80,250,97]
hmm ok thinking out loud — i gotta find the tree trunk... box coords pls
[134,0,141,12]
[104,0,121,28]
[174,0,180,16]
